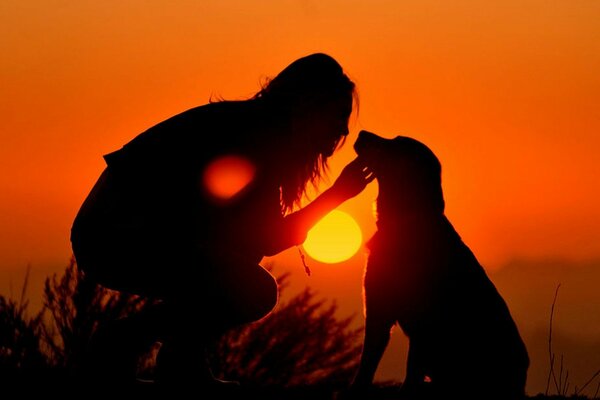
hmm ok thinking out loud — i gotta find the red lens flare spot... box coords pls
[203,155,256,200]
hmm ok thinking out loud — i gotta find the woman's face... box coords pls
[293,94,353,158]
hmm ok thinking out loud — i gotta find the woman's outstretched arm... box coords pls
[264,157,374,256]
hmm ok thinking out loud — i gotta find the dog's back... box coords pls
[354,131,529,398]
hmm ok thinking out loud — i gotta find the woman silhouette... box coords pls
[71,53,373,388]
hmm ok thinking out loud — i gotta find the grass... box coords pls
[545,284,600,399]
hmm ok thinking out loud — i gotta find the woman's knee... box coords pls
[226,265,278,323]
[254,270,278,318]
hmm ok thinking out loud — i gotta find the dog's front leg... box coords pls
[402,337,428,394]
[351,313,395,389]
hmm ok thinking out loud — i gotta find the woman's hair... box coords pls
[253,53,358,213]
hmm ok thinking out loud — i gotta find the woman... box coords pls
[71,53,373,387]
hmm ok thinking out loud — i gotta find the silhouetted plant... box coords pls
[0,266,47,379]
[208,272,363,389]
[39,256,154,376]
[545,284,600,399]
[3,261,600,399]
[1,259,364,390]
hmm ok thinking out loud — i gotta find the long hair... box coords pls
[252,53,358,213]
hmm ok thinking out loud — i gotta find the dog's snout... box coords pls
[354,130,381,155]
[358,130,378,140]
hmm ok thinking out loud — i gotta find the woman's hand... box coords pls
[276,157,374,252]
[332,157,375,201]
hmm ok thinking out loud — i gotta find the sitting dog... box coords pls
[350,130,529,399]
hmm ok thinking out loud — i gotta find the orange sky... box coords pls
[1,1,599,395]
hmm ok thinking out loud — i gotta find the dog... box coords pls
[350,130,529,399]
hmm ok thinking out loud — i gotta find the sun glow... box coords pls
[302,210,363,264]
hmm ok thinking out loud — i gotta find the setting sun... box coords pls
[302,210,363,264]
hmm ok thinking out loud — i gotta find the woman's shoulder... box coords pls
[128,101,253,143]
[104,100,272,172]
[168,100,265,135]
[179,99,257,117]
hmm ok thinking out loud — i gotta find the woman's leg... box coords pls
[214,263,279,329]
[155,263,278,388]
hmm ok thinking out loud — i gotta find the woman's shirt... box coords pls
[90,100,290,266]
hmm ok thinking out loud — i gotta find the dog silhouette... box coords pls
[351,130,529,399]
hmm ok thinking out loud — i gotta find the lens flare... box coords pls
[202,155,255,201]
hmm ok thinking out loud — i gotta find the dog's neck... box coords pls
[374,198,445,228]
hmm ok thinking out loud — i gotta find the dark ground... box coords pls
[24,380,592,400]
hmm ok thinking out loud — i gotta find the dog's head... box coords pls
[354,130,445,217]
